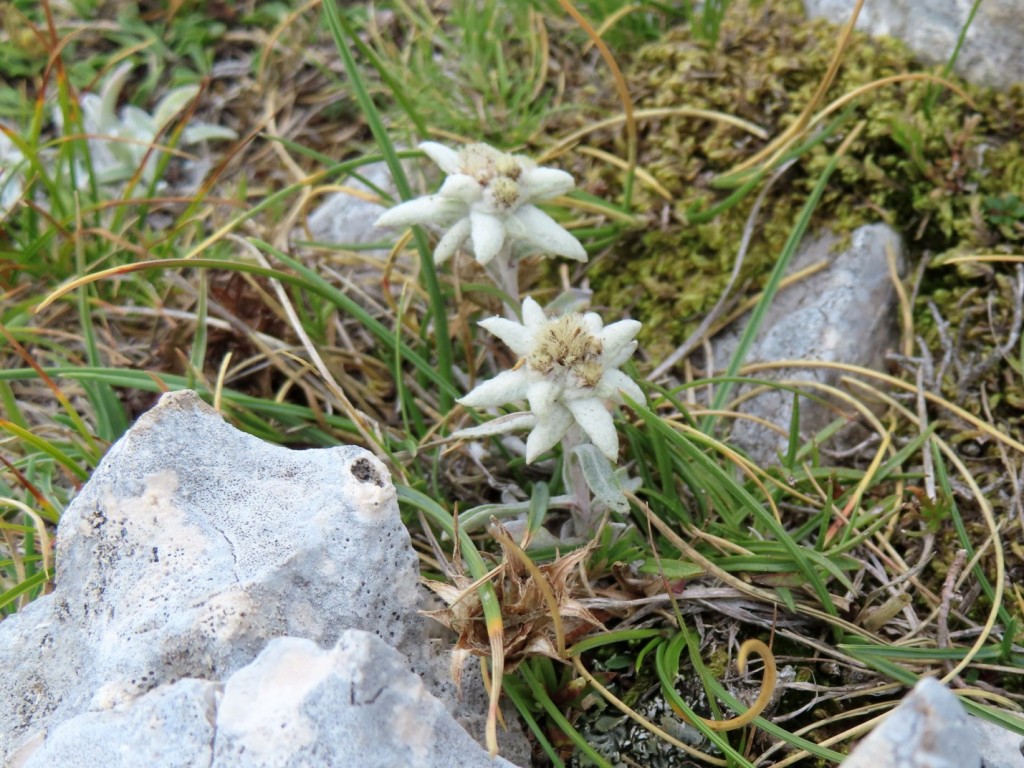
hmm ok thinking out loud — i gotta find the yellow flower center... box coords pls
[489,177,521,210]
[495,154,522,180]
[528,314,604,388]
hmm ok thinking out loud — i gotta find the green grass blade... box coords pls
[0,420,90,482]
[0,568,52,614]
[322,0,454,412]
[632,400,839,616]
[519,662,613,768]
[702,123,865,432]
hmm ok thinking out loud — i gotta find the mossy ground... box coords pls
[557,0,1024,618]
[570,1,1022,349]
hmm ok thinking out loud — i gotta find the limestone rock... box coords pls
[975,717,1024,768]
[0,390,515,765]
[803,0,1024,90]
[714,223,903,465]
[212,632,516,768]
[305,160,394,248]
[17,632,516,768]
[841,677,979,768]
[18,679,218,768]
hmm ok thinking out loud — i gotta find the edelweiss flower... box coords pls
[374,141,586,266]
[455,297,644,462]
[62,62,236,187]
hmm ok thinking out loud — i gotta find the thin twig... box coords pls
[915,364,937,502]
[937,548,967,651]
[956,264,1024,397]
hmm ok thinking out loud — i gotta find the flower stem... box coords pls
[561,425,593,534]
[485,246,520,319]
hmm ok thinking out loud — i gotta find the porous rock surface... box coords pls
[714,223,904,465]
[23,632,514,768]
[0,390,518,767]
[803,0,1024,90]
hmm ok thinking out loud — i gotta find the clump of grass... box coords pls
[2,1,1023,767]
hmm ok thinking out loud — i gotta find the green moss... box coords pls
[575,0,1024,362]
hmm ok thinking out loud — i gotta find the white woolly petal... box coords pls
[525,404,574,463]
[433,217,471,264]
[181,123,238,144]
[520,167,575,201]
[120,106,155,139]
[510,153,537,173]
[506,205,587,261]
[601,319,643,364]
[521,296,547,330]
[98,61,133,129]
[478,317,533,357]
[582,311,603,337]
[597,369,645,405]
[375,195,464,228]
[419,141,461,174]
[152,85,199,132]
[457,368,529,408]
[79,93,105,132]
[469,210,506,265]
[565,399,618,461]
[439,174,483,205]
[605,340,638,369]
[453,411,536,439]
[526,378,562,416]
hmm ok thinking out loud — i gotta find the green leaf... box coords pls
[638,559,704,580]
[573,443,628,514]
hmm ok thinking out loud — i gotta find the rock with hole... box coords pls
[0,390,519,766]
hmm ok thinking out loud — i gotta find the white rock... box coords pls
[0,391,518,765]
[975,716,1024,768]
[212,632,516,768]
[714,223,903,465]
[16,632,517,768]
[305,160,395,248]
[841,677,979,768]
[17,679,218,768]
[803,0,1024,90]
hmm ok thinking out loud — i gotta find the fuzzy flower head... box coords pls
[455,297,644,463]
[374,141,586,266]
[59,62,237,188]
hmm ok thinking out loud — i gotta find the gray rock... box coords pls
[19,679,217,768]
[16,632,517,768]
[212,632,516,768]
[0,391,520,765]
[841,677,979,768]
[803,0,1024,90]
[975,716,1024,768]
[305,160,395,248]
[714,223,903,465]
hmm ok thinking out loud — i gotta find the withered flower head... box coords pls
[422,526,603,676]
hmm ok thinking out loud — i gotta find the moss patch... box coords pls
[571,0,1023,363]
